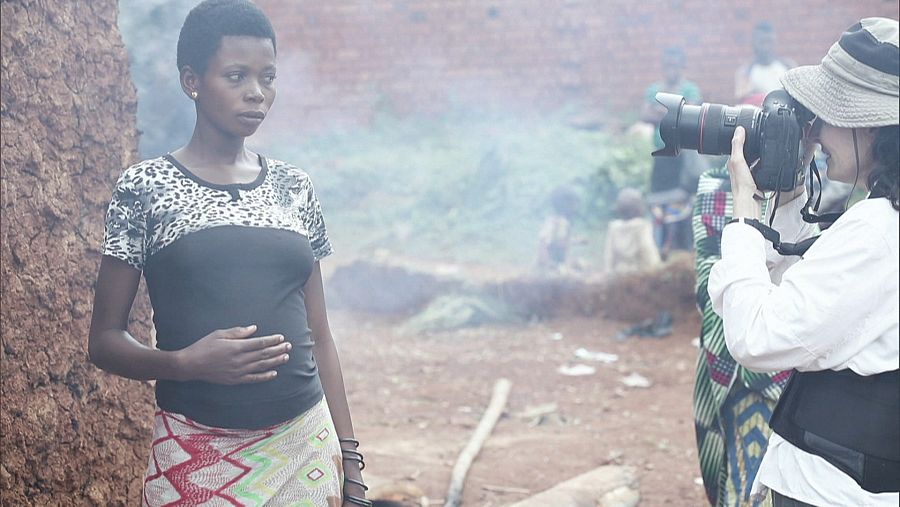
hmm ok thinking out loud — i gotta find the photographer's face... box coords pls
[807,122,877,185]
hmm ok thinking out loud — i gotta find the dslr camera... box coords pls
[652,89,814,191]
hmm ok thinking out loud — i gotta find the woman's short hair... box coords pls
[177,0,277,75]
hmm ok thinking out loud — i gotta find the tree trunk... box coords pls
[1,1,151,505]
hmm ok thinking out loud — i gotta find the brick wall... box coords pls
[255,0,897,135]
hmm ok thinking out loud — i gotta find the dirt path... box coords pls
[333,309,708,506]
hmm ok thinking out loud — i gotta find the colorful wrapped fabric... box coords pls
[142,397,343,507]
[691,166,792,507]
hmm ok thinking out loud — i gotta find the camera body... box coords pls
[652,89,812,191]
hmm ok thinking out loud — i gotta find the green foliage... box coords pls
[582,133,653,224]
[269,109,654,268]
[401,294,521,334]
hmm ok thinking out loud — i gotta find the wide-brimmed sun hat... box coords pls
[781,17,899,128]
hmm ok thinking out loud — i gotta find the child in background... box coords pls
[536,185,582,272]
[604,187,661,274]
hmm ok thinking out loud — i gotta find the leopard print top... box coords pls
[102,154,333,270]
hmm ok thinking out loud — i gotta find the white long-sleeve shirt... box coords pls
[709,196,899,506]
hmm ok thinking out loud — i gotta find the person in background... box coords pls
[642,46,703,258]
[603,187,661,274]
[711,18,899,506]
[536,184,582,273]
[87,1,368,505]
[735,21,796,106]
[642,46,704,143]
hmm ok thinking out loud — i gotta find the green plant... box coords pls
[265,108,655,268]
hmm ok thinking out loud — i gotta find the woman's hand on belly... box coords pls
[173,325,292,384]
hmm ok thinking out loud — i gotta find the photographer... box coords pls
[709,18,899,507]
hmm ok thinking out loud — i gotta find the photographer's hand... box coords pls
[770,141,816,205]
[728,127,763,220]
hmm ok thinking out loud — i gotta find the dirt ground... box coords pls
[332,307,708,506]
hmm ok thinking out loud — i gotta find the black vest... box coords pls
[770,368,900,493]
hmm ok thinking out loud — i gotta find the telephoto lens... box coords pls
[652,92,762,161]
[651,90,809,192]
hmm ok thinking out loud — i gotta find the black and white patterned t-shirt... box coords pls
[102,154,334,429]
[104,154,333,269]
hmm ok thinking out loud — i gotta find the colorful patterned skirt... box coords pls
[706,384,776,507]
[692,167,791,507]
[142,397,343,507]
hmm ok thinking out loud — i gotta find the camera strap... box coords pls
[734,155,889,256]
[740,159,830,257]
[727,218,820,257]
[800,157,844,224]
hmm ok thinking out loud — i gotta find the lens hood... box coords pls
[652,92,686,156]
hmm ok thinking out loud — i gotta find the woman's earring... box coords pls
[190,91,198,100]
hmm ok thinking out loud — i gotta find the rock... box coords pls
[600,485,641,507]
[507,465,639,507]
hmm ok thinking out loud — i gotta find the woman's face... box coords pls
[806,121,877,185]
[190,35,277,138]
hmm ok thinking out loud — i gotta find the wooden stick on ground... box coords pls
[443,378,512,507]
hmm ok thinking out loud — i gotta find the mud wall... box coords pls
[1,1,152,505]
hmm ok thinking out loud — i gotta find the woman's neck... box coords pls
[179,120,251,166]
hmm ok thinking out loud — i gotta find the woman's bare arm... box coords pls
[88,255,289,384]
[305,262,366,499]
[88,255,184,380]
